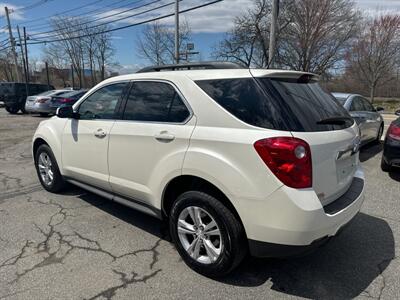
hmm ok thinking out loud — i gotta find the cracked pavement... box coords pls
[0,110,399,300]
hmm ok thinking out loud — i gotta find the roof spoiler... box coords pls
[250,69,319,82]
[136,61,242,73]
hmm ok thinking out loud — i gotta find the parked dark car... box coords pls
[0,82,55,114]
[332,93,384,145]
[381,110,400,171]
[48,89,88,114]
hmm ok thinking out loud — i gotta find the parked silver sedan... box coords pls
[25,89,72,116]
[332,93,384,144]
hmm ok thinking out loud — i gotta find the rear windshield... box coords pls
[37,90,55,96]
[195,77,353,132]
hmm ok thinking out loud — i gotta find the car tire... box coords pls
[34,144,66,193]
[20,106,26,114]
[381,157,391,172]
[5,106,19,114]
[169,191,247,277]
[40,113,49,117]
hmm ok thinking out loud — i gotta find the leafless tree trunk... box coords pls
[347,15,400,103]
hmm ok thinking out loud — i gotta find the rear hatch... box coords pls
[195,70,360,205]
[254,72,359,205]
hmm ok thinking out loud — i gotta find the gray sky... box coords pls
[354,0,400,13]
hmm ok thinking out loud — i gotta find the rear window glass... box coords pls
[196,78,353,132]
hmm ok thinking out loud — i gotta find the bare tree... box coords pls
[346,15,400,103]
[43,45,70,86]
[136,20,191,65]
[214,0,359,73]
[278,0,360,74]
[49,16,115,88]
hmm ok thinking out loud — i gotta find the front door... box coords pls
[108,81,195,206]
[62,82,128,190]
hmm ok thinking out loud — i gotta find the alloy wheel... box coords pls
[38,152,54,186]
[177,206,223,264]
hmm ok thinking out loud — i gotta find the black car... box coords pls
[381,110,400,171]
[48,89,88,113]
[0,82,55,114]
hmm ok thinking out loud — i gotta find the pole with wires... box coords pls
[23,27,29,83]
[174,0,179,64]
[5,6,20,82]
[17,26,29,97]
[268,0,279,68]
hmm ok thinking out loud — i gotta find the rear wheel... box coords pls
[169,191,247,277]
[381,157,391,172]
[34,144,66,192]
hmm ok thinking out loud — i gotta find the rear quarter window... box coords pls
[196,77,353,132]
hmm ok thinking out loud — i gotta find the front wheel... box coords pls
[34,144,66,192]
[381,157,391,172]
[169,191,247,277]
[5,106,19,114]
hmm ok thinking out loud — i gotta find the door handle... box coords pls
[154,131,175,143]
[94,128,107,138]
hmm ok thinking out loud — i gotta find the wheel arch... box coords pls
[161,175,246,235]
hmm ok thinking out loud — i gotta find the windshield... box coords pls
[196,77,353,132]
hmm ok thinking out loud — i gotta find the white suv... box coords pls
[32,63,365,276]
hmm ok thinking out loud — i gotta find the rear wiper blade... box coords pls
[316,116,353,125]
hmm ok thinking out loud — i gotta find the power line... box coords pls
[13,0,56,12]
[25,0,135,31]
[30,0,162,38]
[29,0,223,45]
[19,0,125,27]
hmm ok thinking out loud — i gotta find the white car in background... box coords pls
[32,62,365,276]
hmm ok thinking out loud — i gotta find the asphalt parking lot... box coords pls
[0,110,399,300]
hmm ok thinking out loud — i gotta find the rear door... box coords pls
[349,97,369,142]
[108,80,195,205]
[360,97,381,140]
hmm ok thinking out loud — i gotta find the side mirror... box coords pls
[56,105,77,119]
[375,106,384,112]
[395,109,400,116]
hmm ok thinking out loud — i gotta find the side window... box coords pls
[123,81,190,123]
[350,98,363,111]
[78,83,127,120]
[361,98,374,112]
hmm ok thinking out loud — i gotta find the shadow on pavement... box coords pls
[389,170,400,182]
[221,213,395,299]
[359,142,383,162]
[73,189,394,299]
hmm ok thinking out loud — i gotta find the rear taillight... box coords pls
[254,137,312,189]
[35,97,50,103]
[387,123,400,141]
[60,98,74,103]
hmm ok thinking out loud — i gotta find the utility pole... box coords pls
[16,26,28,96]
[23,27,29,82]
[174,0,179,64]
[5,6,20,82]
[268,0,279,68]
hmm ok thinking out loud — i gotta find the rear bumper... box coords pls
[383,138,400,167]
[237,166,365,257]
[25,102,52,113]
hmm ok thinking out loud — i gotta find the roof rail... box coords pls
[136,61,241,73]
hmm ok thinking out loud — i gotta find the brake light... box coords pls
[254,137,312,189]
[60,98,74,103]
[35,97,50,103]
[387,123,400,141]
